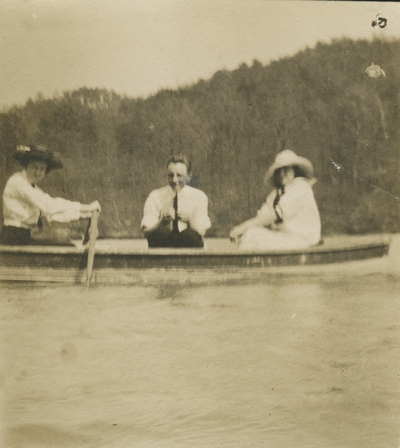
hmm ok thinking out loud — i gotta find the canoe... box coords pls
[0,235,391,285]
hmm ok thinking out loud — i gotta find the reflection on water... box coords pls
[1,274,400,448]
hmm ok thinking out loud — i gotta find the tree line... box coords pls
[1,37,399,239]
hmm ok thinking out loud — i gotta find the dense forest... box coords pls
[1,37,399,239]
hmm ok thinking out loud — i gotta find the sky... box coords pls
[0,0,399,110]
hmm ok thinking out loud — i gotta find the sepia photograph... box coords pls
[0,0,399,446]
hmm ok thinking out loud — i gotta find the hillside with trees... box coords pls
[1,37,399,239]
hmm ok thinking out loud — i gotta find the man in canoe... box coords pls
[229,150,321,250]
[141,154,211,248]
[1,144,101,245]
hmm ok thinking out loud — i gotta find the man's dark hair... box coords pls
[167,154,191,173]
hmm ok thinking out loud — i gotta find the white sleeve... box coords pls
[256,190,276,218]
[191,193,211,231]
[141,191,160,229]
[15,180,80,222]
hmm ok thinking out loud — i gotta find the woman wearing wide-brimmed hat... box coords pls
[1,145,101,245]
[229,150,321,250]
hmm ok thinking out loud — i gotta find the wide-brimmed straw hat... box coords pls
[264,149,314,186]
[14,145,63,172]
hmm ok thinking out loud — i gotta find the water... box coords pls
[1,242,400,447]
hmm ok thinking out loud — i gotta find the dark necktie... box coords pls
[273,186,285,223]
[32,183,43,229]
[172,193,179,234]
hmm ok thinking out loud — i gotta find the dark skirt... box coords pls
[0,226,75,246]
[0,226,31,245]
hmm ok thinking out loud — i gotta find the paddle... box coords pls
[86,210,99,288]
[82,217,91,246]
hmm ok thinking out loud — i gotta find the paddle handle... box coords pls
[86,210,99,287]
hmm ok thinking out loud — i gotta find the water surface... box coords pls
[1,271,399,447]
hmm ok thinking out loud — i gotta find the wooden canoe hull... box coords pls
[0,236,391,285]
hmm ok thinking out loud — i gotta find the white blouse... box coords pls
[3,171,81,229]
[257,177,321,245]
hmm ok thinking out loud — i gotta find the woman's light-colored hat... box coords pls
[14,144,63,171]
[264,150,314,186]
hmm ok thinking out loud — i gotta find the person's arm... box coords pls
[142,209,174,236]
[177,193,211,237]
[141,192,175,236]
[16,180,99,223]
[229,207,276,242]
[178,213,206,236]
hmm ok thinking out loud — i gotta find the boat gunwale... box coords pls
[0,236,391,257]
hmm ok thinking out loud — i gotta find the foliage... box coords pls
[1,38,400,238]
